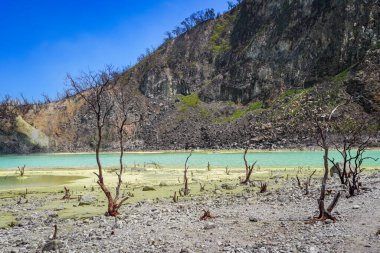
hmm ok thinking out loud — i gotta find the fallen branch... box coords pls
[49,224,58,240]
[200,210,216,221]
[296,175,302,188]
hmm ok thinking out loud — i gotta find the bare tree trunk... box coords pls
[94,115,121,216]
[307,131,340,224]
[241,147,257,185]
[116,130,124,200]
[183,152,192,196]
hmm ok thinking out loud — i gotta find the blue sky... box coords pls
[0,0,228,100]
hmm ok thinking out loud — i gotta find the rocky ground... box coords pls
[1,173,380,253]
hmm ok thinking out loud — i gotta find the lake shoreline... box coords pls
[1,149,379,170]
[1,146,380,156]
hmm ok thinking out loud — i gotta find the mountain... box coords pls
[1,0,379,153]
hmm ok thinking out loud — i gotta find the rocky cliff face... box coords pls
[1,0,379,153]
[127,0,379,105]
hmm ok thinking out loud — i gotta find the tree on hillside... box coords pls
[227,0,241,10]
[67,66,128,217]
[0,95,11,121]
[165,8,216,40]
[0,95,21,134]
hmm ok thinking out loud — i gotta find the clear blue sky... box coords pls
[0,0,228,100]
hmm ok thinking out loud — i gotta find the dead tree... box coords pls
[199,183,206,192]
[225,166,231,175]
[62,187,71,200]
[17,165,26,177]
[207,162,211,171]
[328,114,378,197]
[183,152,192,196]
[296,170,316,195]
[304,170,316,195]
[67,66,127,217]
[346,143,377,196]
[241,147,257,184]
[305,103,344,223]
[109,78,141,215]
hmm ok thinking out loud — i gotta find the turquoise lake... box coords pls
[0,150,379,169]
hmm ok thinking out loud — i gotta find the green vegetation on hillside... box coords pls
[333,68,351,83]
[179,93,201,112]
[210,11,238,54]
[216,100,264,123]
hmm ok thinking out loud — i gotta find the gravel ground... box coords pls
[1,173,379,253]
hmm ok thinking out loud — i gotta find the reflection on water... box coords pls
[0,175,85,190]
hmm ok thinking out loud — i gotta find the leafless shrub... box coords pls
[259,182,267,193]
[62,187,71,200]
[17,165,26,177]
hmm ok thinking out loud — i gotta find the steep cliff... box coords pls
[126,0,379,105]
[1,0,379,153]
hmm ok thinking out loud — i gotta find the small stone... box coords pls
[277,196,287,203]
[42,240,63,252]
[309,246,318,253]
[204,222,216,230]
[221,183,236,190]
[249,217,258,222]
[79,194,97,206]
[159,182,168,187]
[115,220,123,229]
[142,186,156,191]
[352,205,360,209]
[180,248,194,253]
